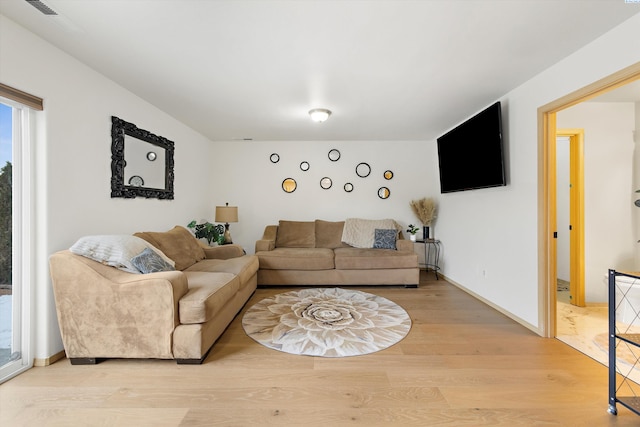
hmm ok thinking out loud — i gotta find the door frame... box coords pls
[539,61,640,338]
[556,129,585,308]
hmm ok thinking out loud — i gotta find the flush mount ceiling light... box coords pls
[309,108,332,123]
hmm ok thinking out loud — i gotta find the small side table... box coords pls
[415,239,441,279]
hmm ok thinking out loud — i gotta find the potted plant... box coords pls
[187,220,225,245]
[406,224,419,242]
[410,197,438,239]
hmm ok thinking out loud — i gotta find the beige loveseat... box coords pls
[49,226,258,365]
[255,219,419,287]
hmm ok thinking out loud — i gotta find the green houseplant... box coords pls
[187,220,225,245]
[406,224,419,241]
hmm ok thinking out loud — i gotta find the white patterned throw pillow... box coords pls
[70,235,175,274]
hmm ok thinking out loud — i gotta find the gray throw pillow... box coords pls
[373,229,397,250]
[131,247,176,274]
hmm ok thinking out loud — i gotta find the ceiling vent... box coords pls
[25,0,58,15]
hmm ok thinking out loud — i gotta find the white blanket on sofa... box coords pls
[341,218,399,248]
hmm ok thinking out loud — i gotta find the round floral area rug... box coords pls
[241,288,412,357]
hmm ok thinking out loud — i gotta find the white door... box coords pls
[0,101,32,383]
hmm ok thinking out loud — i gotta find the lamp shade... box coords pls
[215,205,238,223]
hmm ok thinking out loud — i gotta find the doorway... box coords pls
[540,62,640,339]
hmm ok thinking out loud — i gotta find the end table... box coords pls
[415,239,441,279]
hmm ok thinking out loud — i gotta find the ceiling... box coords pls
[1,0,639,141]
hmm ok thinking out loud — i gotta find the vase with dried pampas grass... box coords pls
[410,197,437,239]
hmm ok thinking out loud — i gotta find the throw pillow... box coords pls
[134,226,206,270]
[373,229,397,249]
[275,220,316,248]
[131,247,176,274]
[315,220,346,249]
[70,235,175,274]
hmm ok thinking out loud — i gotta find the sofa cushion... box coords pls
[373,229,397,250]
[134,226,205,271]
[341,218,399,248]
[179,272,239,324]
[69,234,175,274]
[334,247,417,270]
[315,220,346,249]
[184,255,259,290]
[256,248,335,270]
[275,220,315,248]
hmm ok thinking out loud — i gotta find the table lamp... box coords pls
[215,202,238,244]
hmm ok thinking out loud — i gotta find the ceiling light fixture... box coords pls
[309,108,332,123]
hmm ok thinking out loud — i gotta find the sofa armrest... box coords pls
[49,250,189,359]
[255,225,278,252]
[202,244,245,259]
[255,239,276,252]
[396,239,414,252]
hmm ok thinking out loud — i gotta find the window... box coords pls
[0,84,38,383]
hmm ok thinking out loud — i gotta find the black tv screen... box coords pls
[436,101,506,193]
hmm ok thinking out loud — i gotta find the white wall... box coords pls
[0,16,216,359]
[557,103,636,303]
[431,13,640,329]
[213,139,437,252]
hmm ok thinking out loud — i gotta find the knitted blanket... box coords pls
[341,218,399,248]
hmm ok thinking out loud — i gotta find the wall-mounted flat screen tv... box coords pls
[436,101,506,193]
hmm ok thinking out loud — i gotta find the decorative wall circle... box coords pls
[320,177,333,189]
[356,162,371,178]
[146,151,157,161]
[344,183,354,192]
[328,149,341,162]
[300,161,310,171]
[270,153,280,163]
[378,187,390,199]
[384,170,393,180]
[128,175,144,187]
[282,178,297,193]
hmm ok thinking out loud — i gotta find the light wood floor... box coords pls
[1,271,638,426]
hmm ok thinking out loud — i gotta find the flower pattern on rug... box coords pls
[242,288,411,357]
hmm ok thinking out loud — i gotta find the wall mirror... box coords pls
[282,178,297,193]
[111,116,174,199]
[378,187,390,199]
[320,177,332,189]
[384,170,394,180]
[270,153,280,163]
[356,162,371,178]
[328,149,341,162]
[300,161,310,171]
[344,182,353,192]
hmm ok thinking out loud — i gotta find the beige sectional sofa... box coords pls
[255,219,419,287]
[49,226,258,365]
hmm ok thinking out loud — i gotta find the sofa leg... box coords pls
[176,356,206,365]
[69,357,101,365]
[404,284,418,288]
